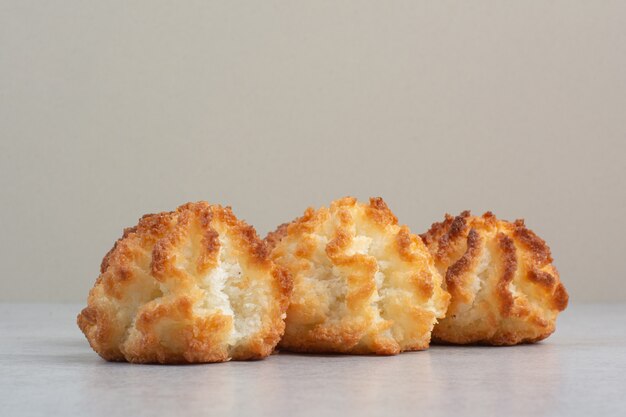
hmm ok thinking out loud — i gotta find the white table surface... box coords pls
[1,303,624,417]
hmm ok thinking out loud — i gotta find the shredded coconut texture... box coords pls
[266,197,450,355]
[77,202,292,363]
[421,211,568,345]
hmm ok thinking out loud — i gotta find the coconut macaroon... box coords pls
[421,211,568,345]
[266,197,450,355]
[77,202,292,363]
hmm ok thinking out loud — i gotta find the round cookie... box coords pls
[421,211,568,345]
[77,202,292,363]
[266,197,450,355]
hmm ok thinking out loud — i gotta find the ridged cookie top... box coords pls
[267,197,450,354]
[78,202,291,363]
[421,211,568,345]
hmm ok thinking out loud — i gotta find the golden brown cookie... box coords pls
[421,211,568,345]
[77,202,292,363]
[266,197,450,355]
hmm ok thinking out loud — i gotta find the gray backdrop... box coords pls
[1,1,625,302]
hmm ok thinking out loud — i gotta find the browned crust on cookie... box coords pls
[495,233,517,316]
[422,211,471,262]
[513,219,553,265]
[78,201,292,364]
[365,197,399,226]
[423,211,568,346]
[552,283,569,311]
[445,229,482,297]
[268,196,449,355]
[528,269,556,287]
[265,222,290,251]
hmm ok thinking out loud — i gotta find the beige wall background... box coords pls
[1,1,625,302]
